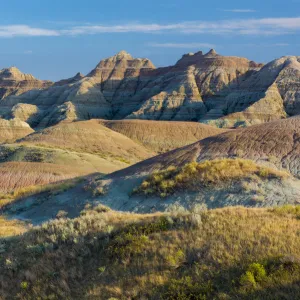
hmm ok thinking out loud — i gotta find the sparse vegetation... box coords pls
[0,216,28,237]
[0,177,84,209]
[0,206,299,299]
[133,159,289,198]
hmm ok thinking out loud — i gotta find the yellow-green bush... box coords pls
[134,159,288,197]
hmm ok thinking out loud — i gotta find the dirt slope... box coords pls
[5,118,300,220]
[113,116,300,179]
[19,119,154,163]
[0,144,128,193]
[101,119,226,152]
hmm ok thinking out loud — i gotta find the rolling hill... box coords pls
[100,119,226,152]
[2,117,299,223]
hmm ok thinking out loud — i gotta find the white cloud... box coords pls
[222,9,256,13]
[149,43,215,48]
[63,18,300,36]
[1,17,300,38]
[0,25,59,37]
[24,50,33,54]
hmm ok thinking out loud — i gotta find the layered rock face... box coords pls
[221,56,300,127]
[0,67,52,100]
[126,50,262,121]
[0,51,299,128]
[0,118,34,143]
[0,51,155,128]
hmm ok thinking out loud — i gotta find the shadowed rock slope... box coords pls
[212,56,300,127]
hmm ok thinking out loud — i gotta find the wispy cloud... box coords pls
[149,43,215,48]
[1,17,300,38]
[61,17,300,36]
[0,25,59,37]
[24,50,33,54]
[222,9,256,13]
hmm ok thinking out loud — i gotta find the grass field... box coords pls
[0,205,299,299]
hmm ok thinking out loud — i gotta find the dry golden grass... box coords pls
[0,206,299,299]
[0,216,28,237]
[0,177,83,209]
[134,158,289,197]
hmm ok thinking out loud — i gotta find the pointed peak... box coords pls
[1,66,22,74]
[0,66,36,80]
[74,72,84,78]
[114,50,133,60]
[205,49,218,56]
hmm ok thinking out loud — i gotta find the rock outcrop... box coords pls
[0,51,299,128]
[0,118,34,143]
[0,67,52,100]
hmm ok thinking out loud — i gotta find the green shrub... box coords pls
[162,276,212,300]
[240,263,267,287]
[240,271,256,287]
[108,217,172,260]
[20,281,29,290]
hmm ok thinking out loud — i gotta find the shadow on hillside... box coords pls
[2,173,102,225]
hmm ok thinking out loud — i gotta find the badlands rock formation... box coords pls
[220,56,300,127]
[0,67,51,100]
[0,51,299,128]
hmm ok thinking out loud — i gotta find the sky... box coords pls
[0,0,299,81]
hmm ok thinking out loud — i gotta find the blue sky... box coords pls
[0,0,299,80]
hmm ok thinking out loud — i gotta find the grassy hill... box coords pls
[0,205,299,299]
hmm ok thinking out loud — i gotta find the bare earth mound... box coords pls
[0,144,128,193]
[4,117,300,221]
[19,119,154,163]
[115,116,300,179]
[101,119,226,152]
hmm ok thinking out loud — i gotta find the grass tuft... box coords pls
[134,159,288,198]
